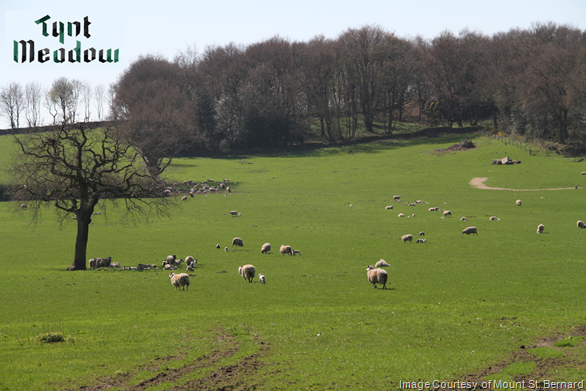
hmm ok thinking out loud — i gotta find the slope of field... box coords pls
[0,133,585,390]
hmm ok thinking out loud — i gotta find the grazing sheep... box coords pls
[20,203,27,210]
[443,210,452,217]
[393,195,401,201]
[232,237,244,247]
[416,239,427,244]
[238,264,256,282]
[581,172,586,175]
[181,195,188,201]
[537,224,545,234]
[516,200,522,206]
[375,259,390,268]
[88,258,97,269]
[385,205,394,210]
[292,249,301,256]
[227,186,231,193]
[398,213,405,217]
[577,220,585,229]
[401,234,413,243]
[185,256,196,267]
[280,245,293,256]
[418,231,425,236]
[460,216,467,221]
[186,264,195,272]
[224,247,229,252]
[259,274,266,284]
[229,210,239,216]
[366,265,388,289]
[216,244,221,249]
[166,255,177,265]
[169,273,190,291]
[490,216,500,221]
[261,243,271,254]
[462,226,478,235]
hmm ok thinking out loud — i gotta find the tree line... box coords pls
[3,22,586,165]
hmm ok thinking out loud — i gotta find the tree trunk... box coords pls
[67,214,91,271]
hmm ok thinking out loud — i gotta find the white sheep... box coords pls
[259,274,266,284]
[516,200,522,206]
[401,234,413,243]
[224,247,229,252]
[280,245,293,256]
[578,220,585,229]
[232,237,244,247]
[20,203,27,210]
[385,205,394,210]
[169,273,190,291]
[366,265,388,289]
[261,243,271,254]
[416,238,427,243]
[460,216,467,221]
[186,264,195,272]
[375,259,390,268]
[185,256,196,267]
[164,264,177,270]
[490,216,500,220]
[238,264,256,282]
[429,207,440,211]
[462,226,478,235]
[537,224,545,234]
[166,255,177,265]
[398,213,405,217]
[443,210,452,217]
[393,195,401,201]
[181,195,188,201]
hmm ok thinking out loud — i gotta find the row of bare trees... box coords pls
[0,78,110,128]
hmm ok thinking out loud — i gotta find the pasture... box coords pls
[1,132,586,390]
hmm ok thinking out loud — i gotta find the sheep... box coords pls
[181,195,188,201]
[401,234,413,243]
[186,264,195,272]
[393,195,401,201]
[366,265,388,289]
[415,200,423,204]
[261,243,271,254]
[429,207,440,211]
[95,257,112,268]
[385,205,394,210]
[375,259,390,268]
[280,245,293,256]
[462,226,478,235]
[227,186,231,193]
[175,259,184,267]
[460,216,467,221]
[224,247,229,252]
[229,210,239,216]
[216,244,221,249]
[398,213,405,217]
[20,203,27,210]
[259,274,266,284]
[93,211,101,215]
[418,231,425,236]
[492,159,499,165]
[88,258,97,269]
[516,200,522,206]
[292,249,301,256]
[416,239,427,244]
[490,216,500,221]
[109,261,120,268]
[166,255,177,265]
[238,264,256,282]
[582,172,586,175]
[577,220,585,229]
[232,237,244,247]
[443,210,452,218]
[164,264,177,270]
[537,224,545,234]
[169,273,190,291]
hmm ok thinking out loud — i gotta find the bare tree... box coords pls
[44,88,59,125]
[0,82,24,129]
[81,81,93,122]
[49,77,82,123]
[24,81,43,127]
[94,83,106,121]
[12,122,169,271]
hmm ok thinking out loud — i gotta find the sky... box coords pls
[1,0,585,127]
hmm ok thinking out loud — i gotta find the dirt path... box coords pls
[470,177,578,191]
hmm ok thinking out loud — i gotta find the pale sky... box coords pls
[1,0,585,127]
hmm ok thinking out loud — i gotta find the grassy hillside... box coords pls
[1,133,585,390]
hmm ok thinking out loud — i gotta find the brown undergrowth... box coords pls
[68,328,270,391]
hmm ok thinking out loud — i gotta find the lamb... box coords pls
[443,210,452,217]
[429,207,440,211]
[224,247,229,252]
[175,259,184,266]
[181,195,188,201]
[186,264,195,272]
[398,213,405,217]
[582,172,586,175]
[401,234,413,243]
[462,226,478,235]
[280,245,293,255]
[366,265,388,289]
[185,256,197,267]
[229,210,239,216]
[238,264,256,282]
[261,243,271,254]
[537,224,545,234]
[578,220,585,229]
[169,273,190,291]
[385,205,394,210]
[216,244,221,249]
[393,195,401,201]
[164,264,177,270]
[20,203,27,209]
[418,231,425,236]
[516,200,522,206]
[416,239,427,243]
[490,216,500,221]
[88,258,97,269]
[375,259,390,267]
[292,249,301,256]
[259,274,266,284]
[460,216,467,221]
[232,237,244,247]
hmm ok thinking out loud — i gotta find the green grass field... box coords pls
[1,132,586,390]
